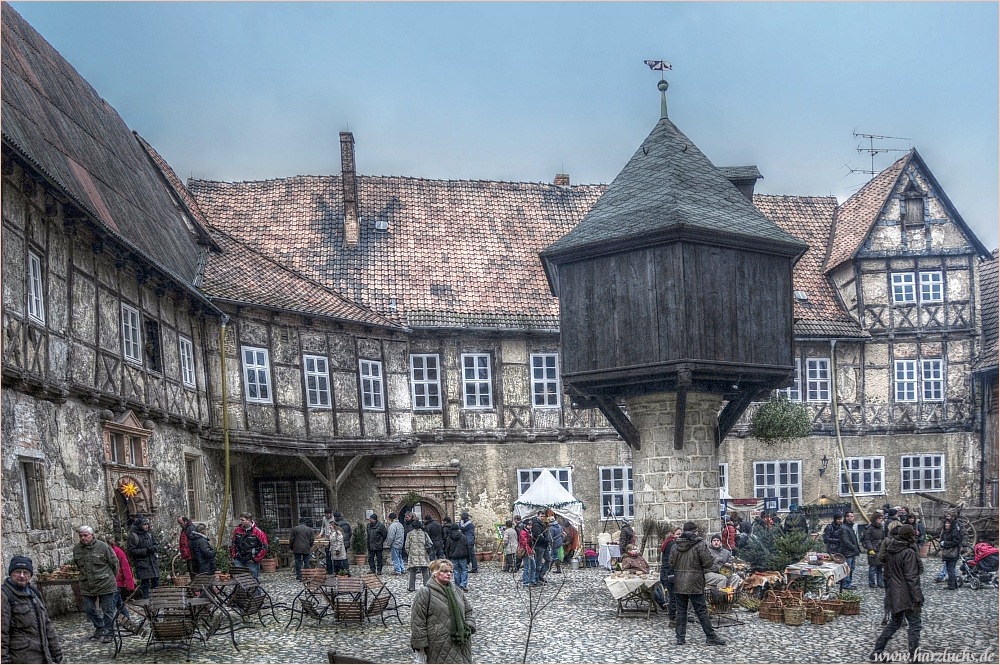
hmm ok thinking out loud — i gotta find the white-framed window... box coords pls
[599,466,633,520]
[410,354,441,410]
[839,456,884,496]
[805,358,830,402]
[891,272,916,304]
[895,360,918,402]
[921,359,944,401]
[303,355,331,408]
[719,463,729,497]
[179,336,195,387]
[27,251,45,323]
[776,358,801,401]
[531,353,560,408]
[901,454,945,493]
[753,460,801,511]
[517,468,571,496]
[461,353,493,408]
[242,346,272,403]
[359,359,384,411]
[121,304,142,364]
[919,271,943,303]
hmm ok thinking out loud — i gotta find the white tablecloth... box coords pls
[603,573,659,600]
[598,544,621,570]
[784,559,851,589]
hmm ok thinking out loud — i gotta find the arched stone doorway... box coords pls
[372,465,460,522]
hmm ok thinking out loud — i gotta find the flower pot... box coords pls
[215,573,231,583]
[260,557,278,574]
[172,573,191,587]
[354,554,368,566]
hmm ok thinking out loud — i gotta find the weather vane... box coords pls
[645,60,673,119]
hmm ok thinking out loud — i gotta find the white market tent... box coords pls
[512,469,585,529]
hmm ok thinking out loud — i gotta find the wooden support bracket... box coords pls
[715,388,768,446]
[593,396,641,450]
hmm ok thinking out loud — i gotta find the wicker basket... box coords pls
[762,605,785,623]
[784,606,806,626]
[821,600,844,616]
[823,609,836,622]
[840,600,861,616]
[808,607,828,625]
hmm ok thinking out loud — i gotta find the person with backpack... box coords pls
[127,515,161,598]
[529,512,551,583]
[458,511,478,574]
[404,520,433,592]
[423,515,445,560]
[188,523,217,574]
[230,512,269,580]
[547,517,565,574]
[443,517,470,591]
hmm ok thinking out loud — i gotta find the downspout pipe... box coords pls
[830,339,869,524]
[215,314,232,551]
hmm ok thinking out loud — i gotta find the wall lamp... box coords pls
[819,455,830,477]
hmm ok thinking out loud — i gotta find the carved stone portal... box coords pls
[372,466,459,522]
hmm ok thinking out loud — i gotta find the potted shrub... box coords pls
[749,397,813,446]
[351,521,368,566]
[215,548,231,581]
[256,517,280,574]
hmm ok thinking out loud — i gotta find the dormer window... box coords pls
[899,179,926,227]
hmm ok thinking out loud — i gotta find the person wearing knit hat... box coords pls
[869,522,924,663]
[459,511,477,574]
[669,521,726,647]
[3,555,63,663]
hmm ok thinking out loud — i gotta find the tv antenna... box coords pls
[849,131,910,179]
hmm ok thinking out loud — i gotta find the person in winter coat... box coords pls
[188,523,216,575]
[618,520,635,553]
[501,520,519,573]
[177,516,195,575]
[230,513,269,580]
[870,524,924,663]
[547,518,565,573]
[823,513,844,555]
[562,523,579,563]
[518,524,536,587]
[326,522,348,574]
[424,515,445,560]
[668,522,726,647]
[1,556,63,663]
[783,504,808,533]
[839,512,861,590]
[658,527,682,621]
[861,512,886,588]
[720,517,737,551]
[939,517,963,590]
[386,513,407,576]
[411,559,476,663]
[405,521,433,591]
[73,526,118,642]
[443,518,470,591]
[289,517,315,581]
[528,513,551,583]
[620,545,650,574]
[705,534,732,588]
[127,516,160,598]
[458,512,477,574]
[366,514,388,575]
[321,508,337,574]
[333,512,352,547]
[103,536,135,620]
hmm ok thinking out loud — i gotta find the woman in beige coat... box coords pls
[327,523,348,574]
[405,521,433,592]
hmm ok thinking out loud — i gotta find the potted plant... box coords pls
[215,548,231,581]
[256,517,280,574]
[351,521,367,566]
[749,396,813,446]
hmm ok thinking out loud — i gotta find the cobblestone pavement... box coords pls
[50,561,998,664]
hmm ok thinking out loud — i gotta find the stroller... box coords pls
[958,542,999,589]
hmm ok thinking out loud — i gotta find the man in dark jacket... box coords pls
[823,513,844,555]
[444,518,471,591]
[188,523,217,575]
[230,513,269,580]
[667,522,726,647]
[861,512,886,588]
[529,512,551,583]
[423,515,445,560]
[783,504,807,533]
[618,519,635,553]
[127,516,161,598]
[658,527,682,624]
[459,511,478,573]
[870,524,924,663]
[840,512,861,590]
[366,514,388,575]
[2,556,63,663]
[73,526,119,642]
[289,517,315,581]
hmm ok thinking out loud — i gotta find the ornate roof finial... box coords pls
[644,59,673,119]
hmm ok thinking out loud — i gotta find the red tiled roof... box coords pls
[189,176,606,328]
[823,152,910,272]
[202,229,402,329]
[753,194,866,339]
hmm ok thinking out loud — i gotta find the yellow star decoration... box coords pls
[120,480,140,498]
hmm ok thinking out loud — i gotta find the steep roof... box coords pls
[202,229,402,329]
[753,195,867,339]
[1,4,210,290]
[825,149,991,272]
[189,175,606,329]
[542,117,806,258]
[977,249,998,372]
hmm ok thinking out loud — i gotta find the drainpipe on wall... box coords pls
[830,339,869,523]
[215,314,232,551]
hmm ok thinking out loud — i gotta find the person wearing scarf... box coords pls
[411,559,476,663]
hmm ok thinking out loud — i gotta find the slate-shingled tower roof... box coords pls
[1,4,215,292]
[541,115,806,277]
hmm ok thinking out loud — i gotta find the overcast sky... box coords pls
[11,1,999,249]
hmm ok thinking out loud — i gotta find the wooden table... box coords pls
[323,576,366,624]
[784,558,851,592]
[35,578,82,611]
[604,573,661,618]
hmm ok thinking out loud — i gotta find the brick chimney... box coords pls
[340,132,359,246]
[553,173,570,187]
